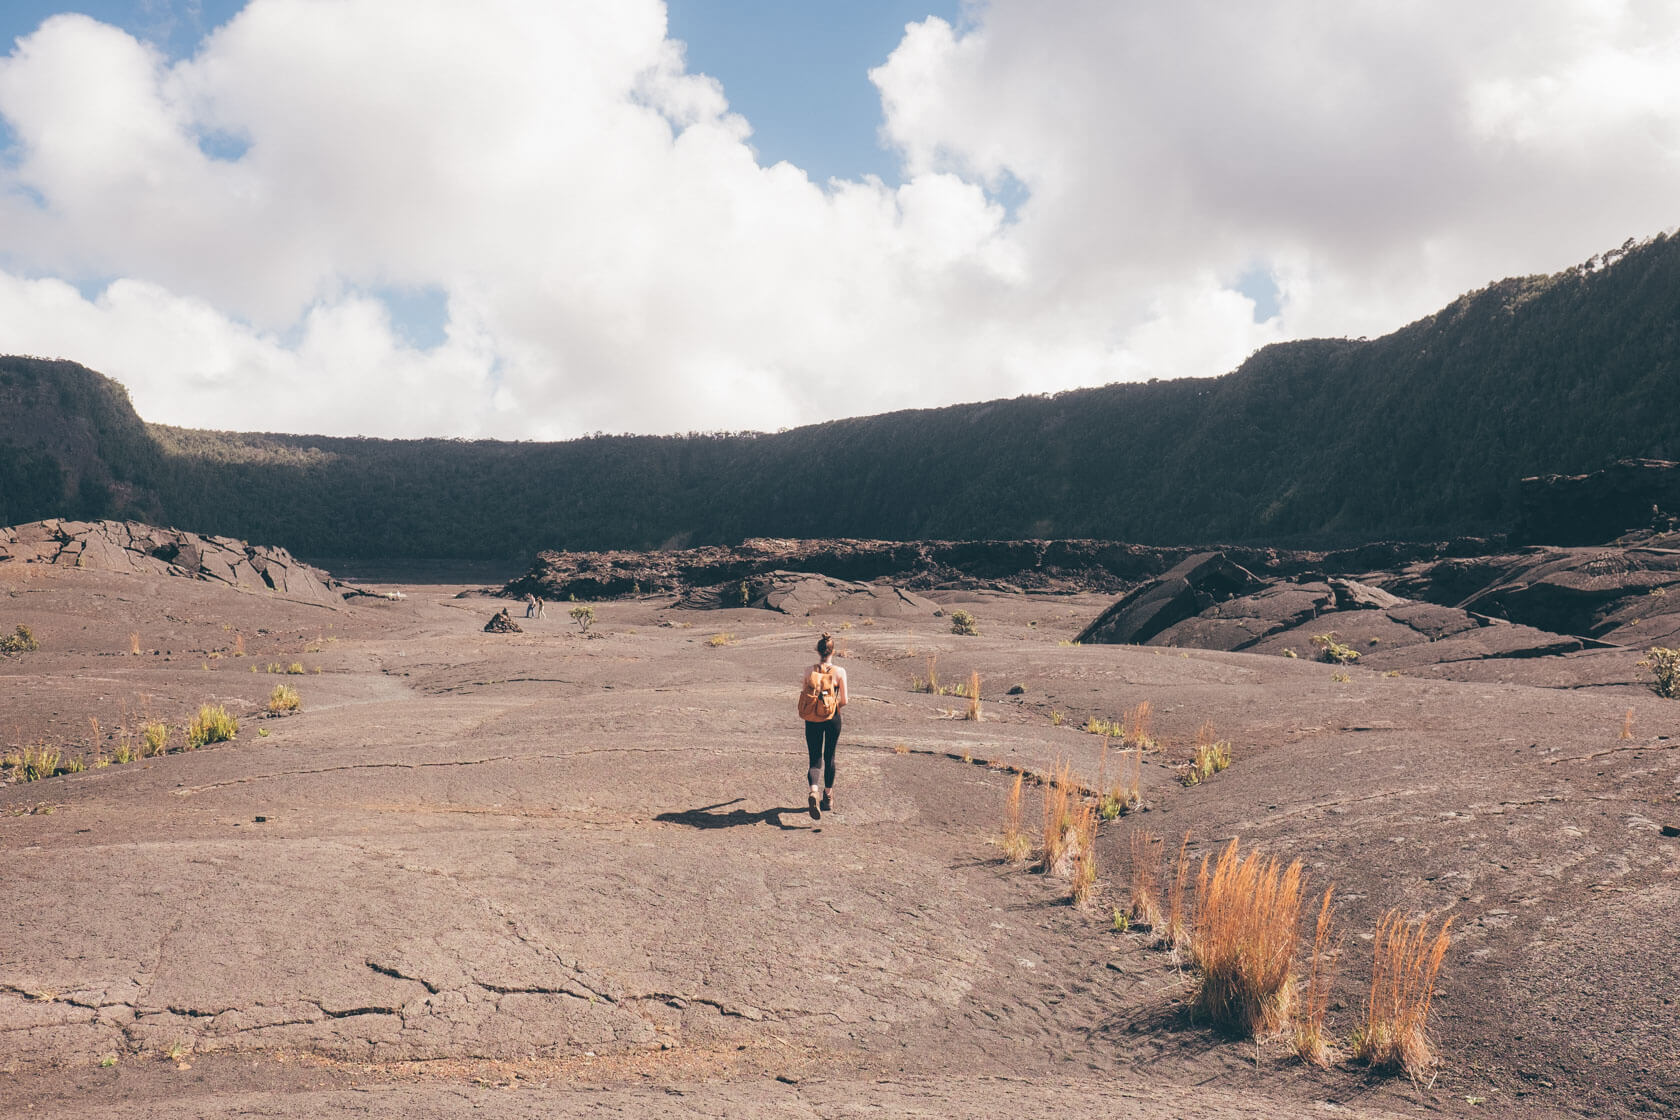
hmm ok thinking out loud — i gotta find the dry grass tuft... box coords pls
[706,632,736,648]
[1181,722,1233,786]
[186,705,238,749]
[140,721,169,757]
[233,633,245,657]
[1128,830,1163,929]
[1293,886,1340,1066]
[964,671,982,721]
[1122,700,1156,752]
[129,632,141,656]
[1039,761,1079,876]
[1159,830,1192,953]
[1357,911,1452,1077]
[1068,801,1099,906]
[267,684,301,714]
[1619,708,1635,739]
[1189,838,1305,1036]
[999,773,1033,864]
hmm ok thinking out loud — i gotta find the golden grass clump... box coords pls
[1293,886,1340,1066]
[267,684,301,714]
[186,705,238,749]
[1127,830,1163,929]
[1181,722,1233,786]
[999,773,1033,864]
[1039,760,1078,876]
[1189,839,1305,1036]
[1159,831,1192,953]
[1357,911,1452,1077]
[1122,700,1155,751]
[140,721,169,757]
[129,632,141,655]
[964,671,982,722]
[1068,801,1098,907]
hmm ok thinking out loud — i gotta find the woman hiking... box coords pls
[797,632,848,820]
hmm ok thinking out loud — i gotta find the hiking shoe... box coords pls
[820,792,833,813]
[808,793,821,820]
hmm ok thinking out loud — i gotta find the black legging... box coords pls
[804,714,842,789]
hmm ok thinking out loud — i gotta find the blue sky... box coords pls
[1,1,1675,439]
[3,0,958,185]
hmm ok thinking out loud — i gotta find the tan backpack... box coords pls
[798,665,840,722]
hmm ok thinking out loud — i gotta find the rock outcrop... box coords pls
[505,536,1499,605]
[677,570,939,617]
[1515,459,1680,545]
[0,519,339,605]
[1074,545,1679,664]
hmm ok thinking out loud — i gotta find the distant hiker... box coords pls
[535,595,546,619]
[797,632,848,820]
[524,591,537,618]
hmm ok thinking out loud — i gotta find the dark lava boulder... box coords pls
[1074,552,1267,645]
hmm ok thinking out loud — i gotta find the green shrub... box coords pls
[569,604,595,633]
[1638,647,1680,698]
[186,705,238,748]
[949,609,978,636]
[0,624,39,653]
[1311,633,1358,664]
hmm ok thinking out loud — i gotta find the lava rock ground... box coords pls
[1,561,1677,1118]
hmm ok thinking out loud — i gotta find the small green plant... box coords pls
[1638,647,1680,698]
[1056,639,1081,647]
[707,631,736,647]
[186,705,238,748]
[0,624,39,653]
[141,721,169,757]
[1049,710,1064,727]
[1331,670,1352,684]
[1084,715,1122,737]
[267,684,301,714]
[1112,906,1130,933]
[6,745,64,782]
[257,727,271,738]
[62,756,86,774]
[1311,633,1359,664]
[99,1054,118,1068]
[1282,648,1298,658]
[1180,724,1232,787]
[285,662,305,675]
[949,609,978,636]
[569,603,595,633]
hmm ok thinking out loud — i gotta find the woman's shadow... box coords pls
[655,798,809,831]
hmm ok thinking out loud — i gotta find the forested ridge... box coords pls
[2,231,1677,560]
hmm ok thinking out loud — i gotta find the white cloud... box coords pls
[1,0,1678,438]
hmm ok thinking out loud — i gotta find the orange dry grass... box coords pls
[1293,886,1339,1066]
[1358,911,1452,1077]
[1068,801,1098,906]
[1190,839,1305,1036]
[1619,708,1634,739]
[965,670,982,722]
[1128,830,1163,928]
[999,773,1032,864]
[1122,700,1154,750]
[1159,831,1192,952]
[1040,761,1078,875]
[128,632,141,656]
